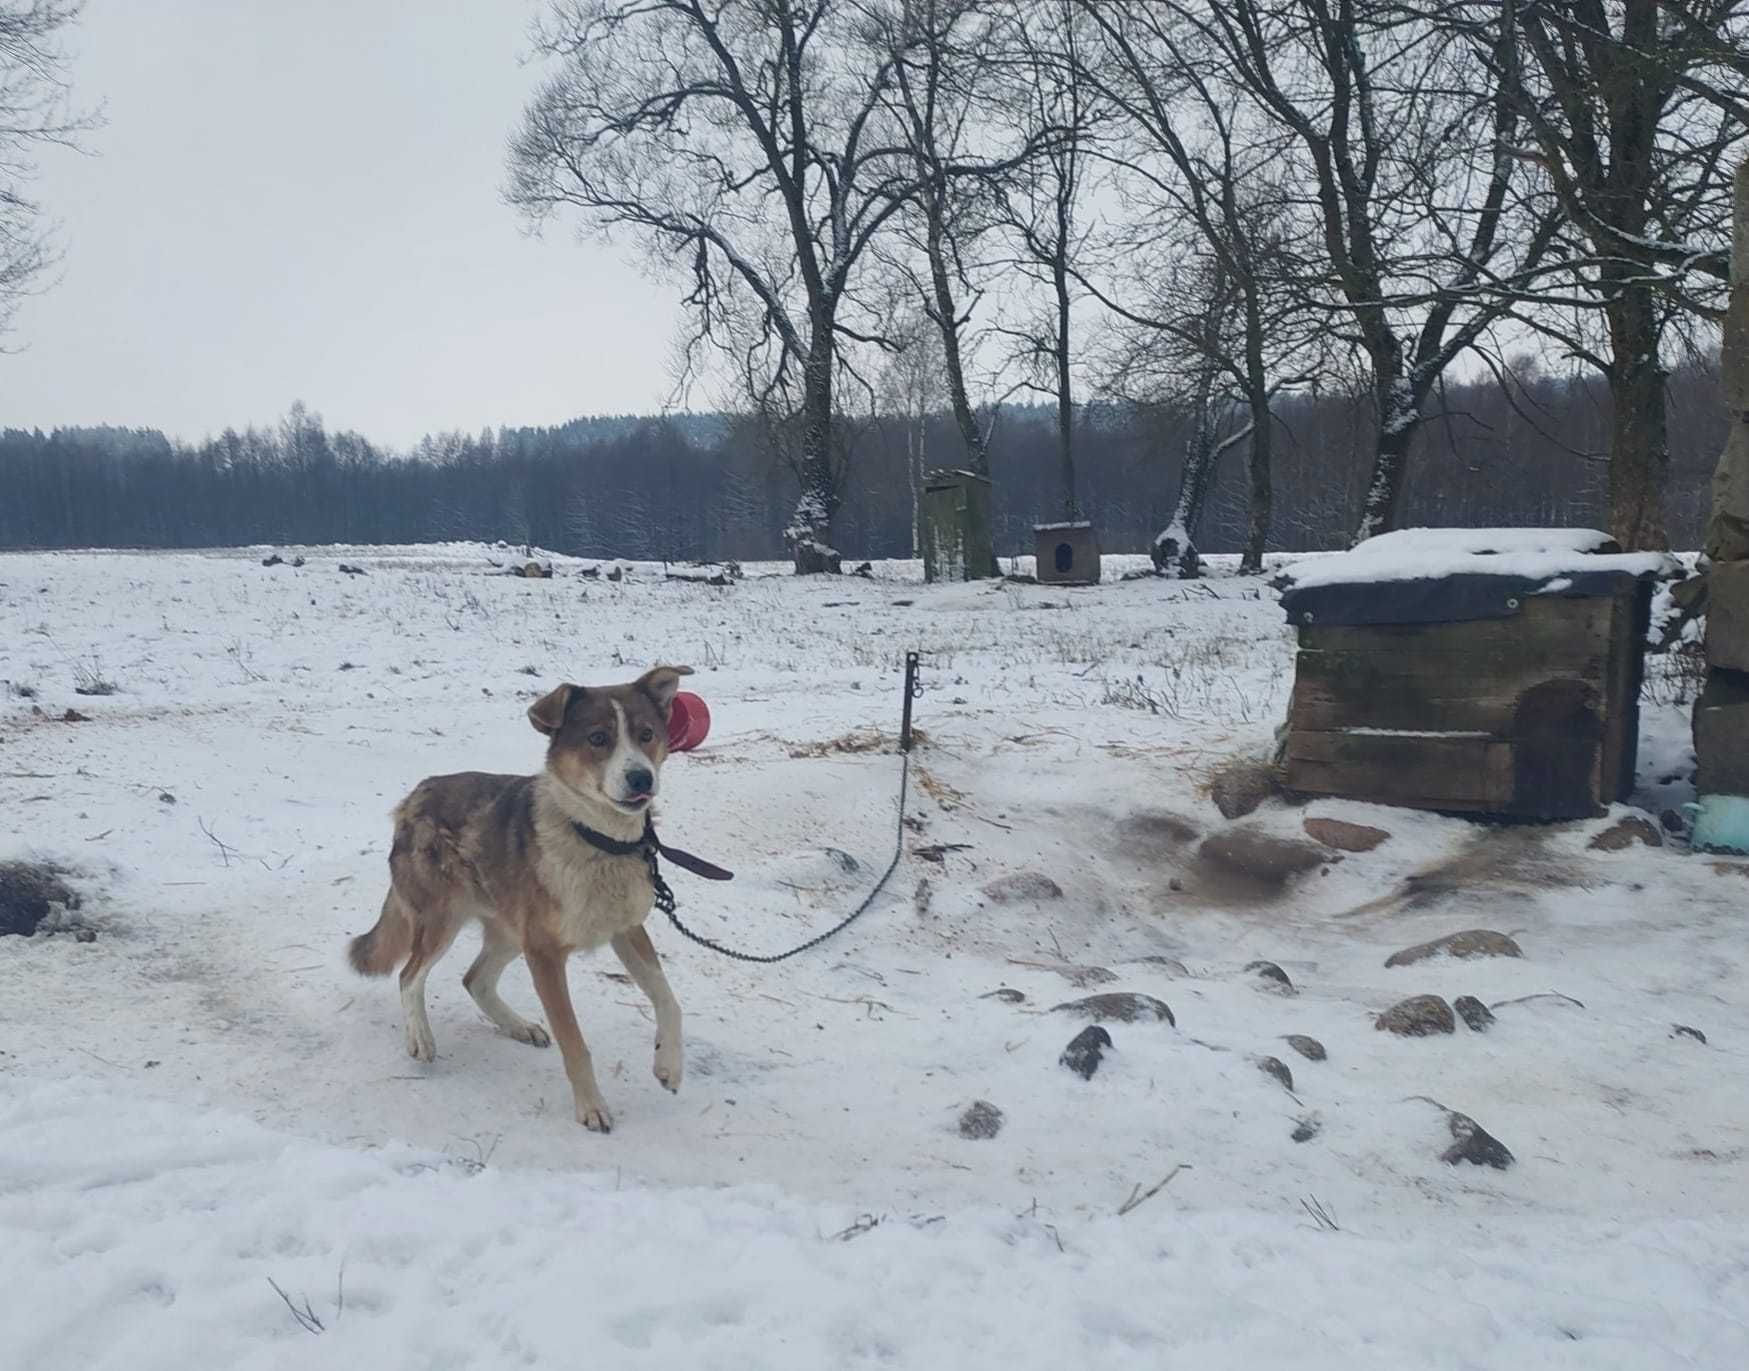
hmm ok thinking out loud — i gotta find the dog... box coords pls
[347,665,693,1133]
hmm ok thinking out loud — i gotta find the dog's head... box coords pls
[528,666,694,817]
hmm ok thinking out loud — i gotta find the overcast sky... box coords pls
[4,0,680,447]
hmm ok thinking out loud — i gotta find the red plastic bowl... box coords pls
[667,691,711,751]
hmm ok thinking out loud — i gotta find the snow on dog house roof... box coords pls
[1277,527,1680,628]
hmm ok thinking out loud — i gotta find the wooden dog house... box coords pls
[1035,521,1101,585]
[1277,529,1678,818]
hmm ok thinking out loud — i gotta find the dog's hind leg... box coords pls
[399,915,461,1063]
[463,923,550,1048]
[612,925,682,1093]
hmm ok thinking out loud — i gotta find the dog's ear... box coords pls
[637,664,694,714]
[528,683,581,736]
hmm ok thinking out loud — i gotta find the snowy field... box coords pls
[3,542,1747,1369]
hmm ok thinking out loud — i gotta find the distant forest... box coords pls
[0,358,1728,560]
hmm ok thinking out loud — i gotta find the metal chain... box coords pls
[654,748,910,963]
[654,651,920,964]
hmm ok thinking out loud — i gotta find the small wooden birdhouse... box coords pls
[1034,521,1101,585]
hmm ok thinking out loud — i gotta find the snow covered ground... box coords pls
[3,542,1747,1369]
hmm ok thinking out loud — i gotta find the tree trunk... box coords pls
[1352,340,1418,545]
[925,196,989,479]
[1049,250,1077,521]
[788,345,841,574]
[1241,391,1272,576]
[1605,286,1669,551]
[907,409,924,559]
[1153,370,1219,577]
[923,193,997,577]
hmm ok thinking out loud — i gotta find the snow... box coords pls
[4,543,1748,1368]
[1283,527,1680,590]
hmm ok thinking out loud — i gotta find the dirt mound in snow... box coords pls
[0,861,81,936]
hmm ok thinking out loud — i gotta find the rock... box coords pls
[1662,807,1688,835]
[980,987,1026,1005]
[1454,995,1495,1032]
[958,1100,1004,1140]
[823,847,861,875]
[1056,964,1118,988]
[61,708,90,723]
[1284,1034,1326,1062]
[1291,1117,1321,1143]
[74,927,96,944]
[1588,816,1664,851]
[1303,817,1391,852]
[1673,1024,1708,1044]
[1196,829,1330,887]
[260,553,283,567]
[1256,1056,1294,1092]
[982,871,1063,902]
[338,562,367,576]
[1385,929,1524,968]
[1052,992,1175,1026]
[1127,954,1191,977]
[1209,759,1279,820]
[1442,1111,1514,1169]
[1375,994,1457,1037]
[1244,959,1296,994]
[1059,1026,1113,1080]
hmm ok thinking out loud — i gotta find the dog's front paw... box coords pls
[576,1100,614,1134]
[654,1038,683,1093]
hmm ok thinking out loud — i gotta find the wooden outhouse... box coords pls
[922,469,995,583]
[1035,521,1101,585]
[1277,529,1678,819]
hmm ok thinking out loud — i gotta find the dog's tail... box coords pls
[348,892,412,977]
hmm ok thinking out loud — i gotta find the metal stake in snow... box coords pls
[657,651,921,964]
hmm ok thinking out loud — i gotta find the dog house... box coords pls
[1277,529,1678,819]
[922,469,995,582]
[1035,521,1101,585]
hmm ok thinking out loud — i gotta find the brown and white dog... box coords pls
[347,665,693,1133]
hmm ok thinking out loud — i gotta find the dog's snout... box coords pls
[626,767,654,796]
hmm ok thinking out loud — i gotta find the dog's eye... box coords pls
[639,727,655,743]
[588,730,610,747]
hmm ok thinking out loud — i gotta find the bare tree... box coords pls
[1453,0,1749,550]
[988,0,1103,519]
[1072,1,1327,573]
[1,0,98,342]
[878,307,947,554]
[1157,0,1561,545]
[873,0,1004,480]
[507,1,919,573]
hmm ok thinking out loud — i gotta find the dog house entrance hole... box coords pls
[1054,541,1075,575]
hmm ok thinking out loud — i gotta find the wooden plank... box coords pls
[1297,595,1615,657]
[1291,674,1527,735]
[1597,589,1639,799]
[1283,730,1515,810]
[1289,646,1606,733]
